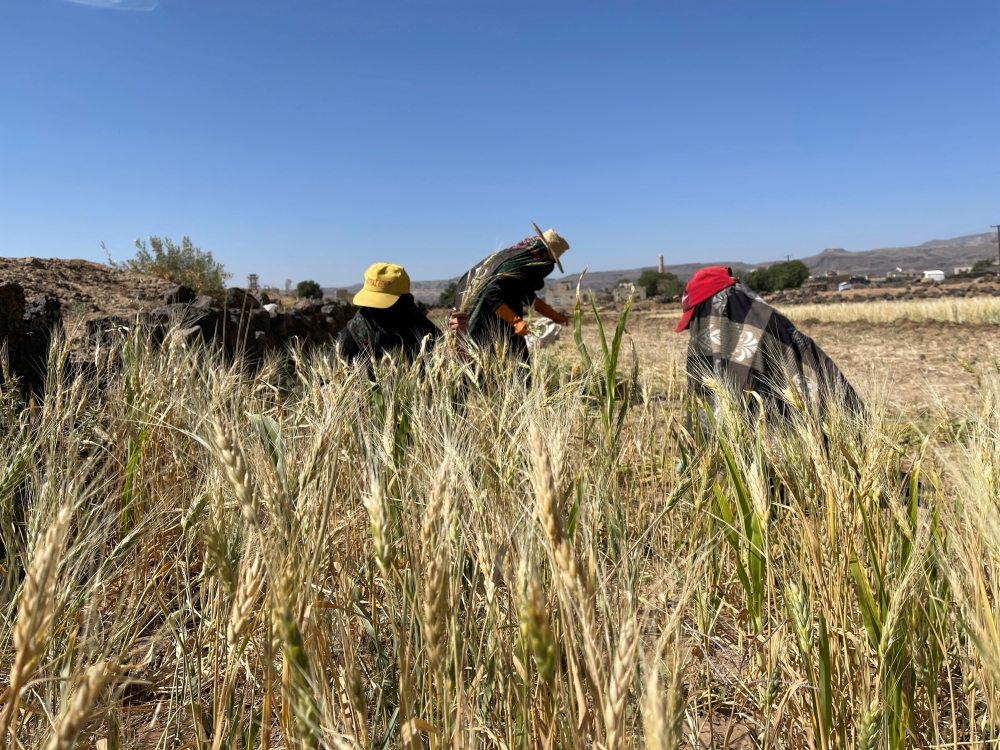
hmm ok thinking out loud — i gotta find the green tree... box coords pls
[972,258,997,274]
[769,260,810,290]
[745,260,810,293]
[637,270,683,298]
[438,281,458,308]
[655,274,684,297]
[109,236,231,296]
[296,280,323,299]
[745,267,773,293]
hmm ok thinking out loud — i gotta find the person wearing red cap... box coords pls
[676,266,859,418]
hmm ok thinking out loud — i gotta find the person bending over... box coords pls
[675,266,860,420]
[456,223,570,364]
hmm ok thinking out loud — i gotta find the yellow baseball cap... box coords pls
[353,263,410,309]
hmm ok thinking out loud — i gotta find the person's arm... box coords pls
[494,303,528,336]
[532,298,569,325]
[482,278,529,336]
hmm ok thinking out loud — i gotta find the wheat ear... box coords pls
[421,460,452,677]
[604,615,637,750]
[227,549,265,651]
[44,662,112,750]
[212,421,259,523]
[0,506,72,749]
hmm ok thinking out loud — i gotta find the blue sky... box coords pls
[2,1,998,287]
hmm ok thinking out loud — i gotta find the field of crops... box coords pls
[1,301,1000,749]
[779,296,1000,325]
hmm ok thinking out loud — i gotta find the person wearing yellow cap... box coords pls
[337,263,467,362]
[453,223,570,365]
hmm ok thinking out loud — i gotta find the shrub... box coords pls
[296,280,323,299]
[637,270,684,298]
[110,236,231,296]
[745,260,810,293]
[972,258,997,274]
[745,267,774,293]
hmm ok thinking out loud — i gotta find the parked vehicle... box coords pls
[838,276,871,291]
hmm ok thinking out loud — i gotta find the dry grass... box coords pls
[777,295,1000,325]
[0,305,998,749]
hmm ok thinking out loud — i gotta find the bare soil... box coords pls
[0,257,173,319]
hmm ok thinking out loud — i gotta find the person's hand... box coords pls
[448,310,469,335]
[550,312,570,325]
[513,318,529,337]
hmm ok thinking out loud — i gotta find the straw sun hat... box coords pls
[532,222,569,273]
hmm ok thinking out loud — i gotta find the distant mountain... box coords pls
[793,232,997,276]
[553,232,999,287]
[325,231,1000,304]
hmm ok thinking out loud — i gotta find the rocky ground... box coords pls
[0,257,175,319]
[0,258,356,380]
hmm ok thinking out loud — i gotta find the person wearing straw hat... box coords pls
[337,262,468,363]
[454,223,571,365]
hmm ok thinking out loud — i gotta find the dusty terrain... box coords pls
[0,257,173,319]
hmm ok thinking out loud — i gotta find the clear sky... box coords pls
[2,1,998,288]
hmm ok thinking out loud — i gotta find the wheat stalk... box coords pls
[227,548,264,651]
[44,662,113,750]
[0,506,72,750]
[604,614,637,750]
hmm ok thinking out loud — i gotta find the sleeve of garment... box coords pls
[482,278,506,313]
[336,326,360,362]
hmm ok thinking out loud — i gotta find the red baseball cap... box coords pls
[674,266,738,332]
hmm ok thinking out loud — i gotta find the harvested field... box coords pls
[1,294,999,750]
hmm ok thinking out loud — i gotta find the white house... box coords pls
[923,270,945,282]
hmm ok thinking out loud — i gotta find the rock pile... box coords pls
[87,286,355,356]
[0,282,63,391]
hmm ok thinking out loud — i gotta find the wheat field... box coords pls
[1,303,999,750]
[778,295,1000,325]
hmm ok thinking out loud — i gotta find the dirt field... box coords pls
[0,257,173,318]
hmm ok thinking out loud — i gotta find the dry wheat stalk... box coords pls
[421,460,452,677]
[212,420,259,522]
[44,662,113,750]
[0,506,72,750]
[604,615,637,750]
[227,548,264,651]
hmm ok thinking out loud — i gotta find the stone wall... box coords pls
[0,282,62,391]
[0,280,356,391]
[86,286,355,357]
